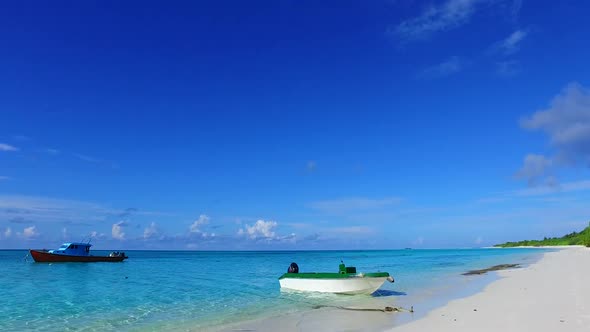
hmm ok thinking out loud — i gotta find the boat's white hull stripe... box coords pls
[279,277,387,294]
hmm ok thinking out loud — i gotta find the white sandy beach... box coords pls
[389,246,590,332]
[222,247,590,332]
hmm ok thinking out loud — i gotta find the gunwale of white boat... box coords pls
[279,275,389,294]
[278,262,394,295]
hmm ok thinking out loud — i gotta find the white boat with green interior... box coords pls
[278,262,394,295]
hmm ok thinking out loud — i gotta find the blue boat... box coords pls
[30,242,128,262]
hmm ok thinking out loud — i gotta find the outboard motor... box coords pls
[288,262,299,273]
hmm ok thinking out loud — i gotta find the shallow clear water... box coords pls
[0,248,545,331]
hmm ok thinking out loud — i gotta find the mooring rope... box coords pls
[312,304,414,313]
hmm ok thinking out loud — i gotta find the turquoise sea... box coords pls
[0,248,546,331]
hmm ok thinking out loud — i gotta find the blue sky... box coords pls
[1,0,590,250]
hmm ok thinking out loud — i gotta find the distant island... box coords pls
[495,222,590,247]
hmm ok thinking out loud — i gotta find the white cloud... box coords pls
[90,231,107,240]
[4,227,12,238]
[112,221,127,240]
[189,214,210,233]
[489,29,527,76]
[238,220,278,240]
[21,226,39,239]
[73,153,118,169]
[514,179,590,196]
[475,179,590,207]
[392,0,522,42]
[143,222,160,239]
[521,83,590,150]
[393,0,483,40]
[518,82,590,182]
[0,143,18,152]
[0,195,107,223]
[418,56,464,79]
[277,233,296,242]
[0,195,164,226]
[495,29,528,55]
[515,154,553,185]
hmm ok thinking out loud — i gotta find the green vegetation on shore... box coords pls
[495,223,590,247]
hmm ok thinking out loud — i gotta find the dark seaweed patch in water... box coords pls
[462,264,520,275]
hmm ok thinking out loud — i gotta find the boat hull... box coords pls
[279,276,388,295]
[29,250,127,263]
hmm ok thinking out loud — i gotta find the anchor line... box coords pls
[311,304,414,313]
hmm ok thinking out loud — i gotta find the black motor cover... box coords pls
[288,262,299,273]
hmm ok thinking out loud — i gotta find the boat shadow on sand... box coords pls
[372,289,407,297]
